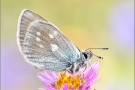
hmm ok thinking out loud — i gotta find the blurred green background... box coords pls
[1,0,134,90]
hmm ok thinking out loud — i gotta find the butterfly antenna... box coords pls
[86,47,109,51]
[92,53,103,59]
[86,47,108,59]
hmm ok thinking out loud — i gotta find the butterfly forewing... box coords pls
[17,9,80,72]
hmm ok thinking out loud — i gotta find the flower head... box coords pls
[38,62,100,90]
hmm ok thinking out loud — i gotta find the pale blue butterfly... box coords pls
[17,9,108,74]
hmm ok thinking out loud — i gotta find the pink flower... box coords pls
[38,62,100,90]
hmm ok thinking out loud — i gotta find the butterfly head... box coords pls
[77,50,93,70]
[81,50,93,62]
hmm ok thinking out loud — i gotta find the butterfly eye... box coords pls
[83,53,88,59]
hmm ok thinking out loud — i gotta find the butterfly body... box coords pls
[17,9,93,74]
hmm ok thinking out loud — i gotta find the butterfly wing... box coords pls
[17,9,80,71]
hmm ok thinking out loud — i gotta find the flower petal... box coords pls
[71,86,74,90]
[81,62,100,90]
[38,71,57,84]
[83,62,100,79]
[38,71,59,90]
[62,84,68,90]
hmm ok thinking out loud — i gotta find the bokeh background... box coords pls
[1,0,134,90]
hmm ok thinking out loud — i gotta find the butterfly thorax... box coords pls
[67,50,93,74]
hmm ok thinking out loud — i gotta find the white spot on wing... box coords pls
[36,37,41,41]
[50,44,58,51]
[37,32,41,36]
[49,34,54,39]
[54,31,57,35]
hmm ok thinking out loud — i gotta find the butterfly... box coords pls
[17,9,108,74]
